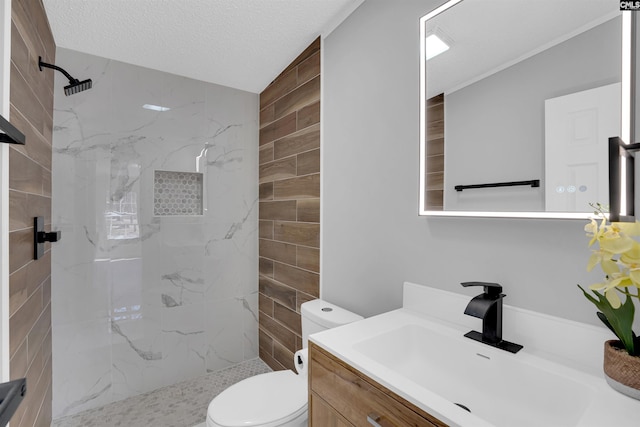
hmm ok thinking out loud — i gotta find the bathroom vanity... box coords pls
[308,282,640,427]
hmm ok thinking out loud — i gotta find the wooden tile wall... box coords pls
[258,38,320,371]
[425,94,444,210]
[7,1,54,426]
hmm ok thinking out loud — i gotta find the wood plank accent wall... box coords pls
[7,1,55,426]
[425,93,444,210]
[258,38,320,371]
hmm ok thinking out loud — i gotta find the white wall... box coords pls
[321,0,607,325]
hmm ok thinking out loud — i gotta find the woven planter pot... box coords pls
[603,340,640,400]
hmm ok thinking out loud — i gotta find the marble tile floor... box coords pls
[51,358,272,427]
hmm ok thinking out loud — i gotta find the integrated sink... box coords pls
[353,323,595,427]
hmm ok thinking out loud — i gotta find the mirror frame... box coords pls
[418,0,634,219]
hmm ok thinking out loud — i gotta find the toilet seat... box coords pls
[207,370,307,427]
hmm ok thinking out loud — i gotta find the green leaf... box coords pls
[577,285,636,356]
[596,311,616,335]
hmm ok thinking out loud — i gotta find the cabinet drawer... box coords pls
[310,391,353,427]
[309,342,447,427]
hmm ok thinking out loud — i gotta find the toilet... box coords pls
[206,299,363,427]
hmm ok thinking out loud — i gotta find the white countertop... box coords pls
[309,282,640,427]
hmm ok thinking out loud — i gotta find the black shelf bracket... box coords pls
[455,179,540,192]
[0,114,25,145]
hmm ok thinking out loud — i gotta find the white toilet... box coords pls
[206,299,363,427]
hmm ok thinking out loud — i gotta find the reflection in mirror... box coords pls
[419,0,634,218]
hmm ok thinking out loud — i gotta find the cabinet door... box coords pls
[310,391,353,427]
[309,343,447,427]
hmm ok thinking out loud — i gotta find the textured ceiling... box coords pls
[42,0,364,93]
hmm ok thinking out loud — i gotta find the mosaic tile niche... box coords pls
[154,170,204,216]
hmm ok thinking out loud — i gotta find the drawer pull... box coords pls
[367,412,383,427]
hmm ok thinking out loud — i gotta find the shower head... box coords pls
[64,79,92,96]
[38,56,93,96]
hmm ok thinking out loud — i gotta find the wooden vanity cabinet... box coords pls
[309,342,448,427]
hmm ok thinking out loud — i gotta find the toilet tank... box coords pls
[301,299,363,347]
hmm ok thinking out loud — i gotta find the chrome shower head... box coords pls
[38,56,93,96]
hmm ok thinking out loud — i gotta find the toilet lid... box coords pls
[208,370,307,427]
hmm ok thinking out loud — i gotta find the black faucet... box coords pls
[461,282,523,353]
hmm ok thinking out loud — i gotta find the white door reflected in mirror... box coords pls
[544,83,620,212]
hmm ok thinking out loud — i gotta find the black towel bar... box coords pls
[455,180,540,192]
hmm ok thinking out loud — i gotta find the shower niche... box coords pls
[153,170,204,216]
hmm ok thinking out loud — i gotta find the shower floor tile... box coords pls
[51,358,272,427]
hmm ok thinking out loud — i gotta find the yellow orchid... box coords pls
[613,221,640,237]
[619,241,640,265]
[629,269,640,288]
[589,274,634,308]
[599,233,636,255]
[606,288,622,308]
[586,248,618,273]
[581,205,640,356]
[585,217,606,246]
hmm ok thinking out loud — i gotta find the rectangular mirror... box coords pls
[419,0,635,219]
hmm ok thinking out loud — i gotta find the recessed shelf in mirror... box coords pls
[418,0,635,219]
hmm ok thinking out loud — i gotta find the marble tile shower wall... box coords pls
[50,48,259,418]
